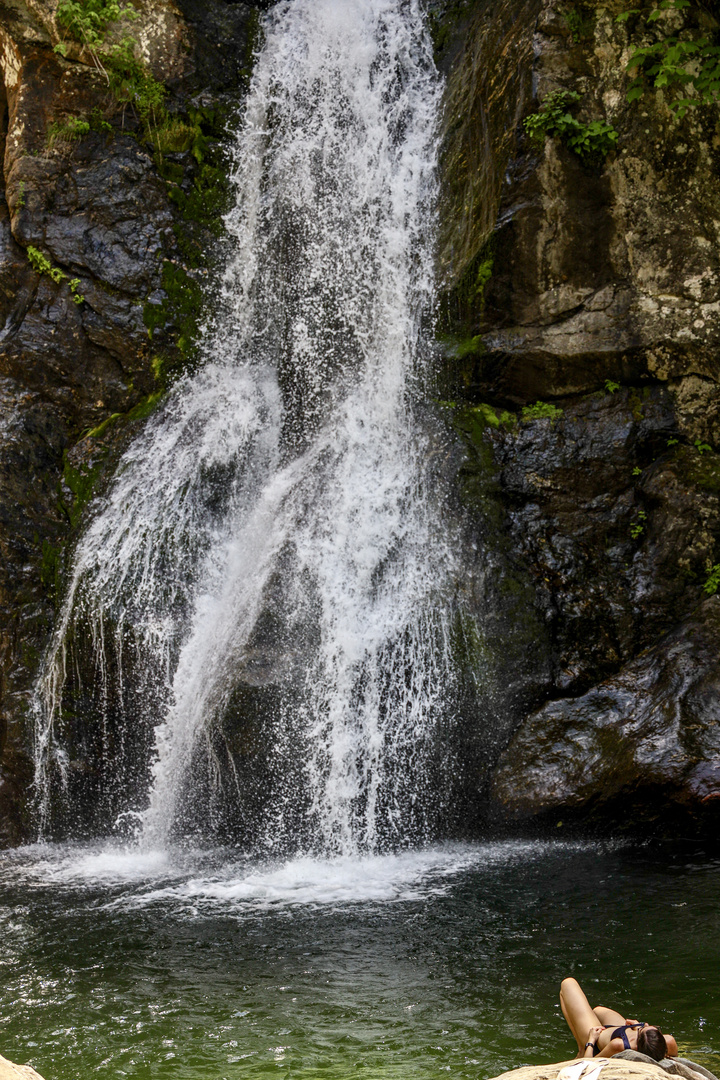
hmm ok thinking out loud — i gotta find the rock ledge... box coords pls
[0,1055,45,1080]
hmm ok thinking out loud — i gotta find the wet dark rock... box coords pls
[172,1,270,95]
[448,381,720,831]
[488,596,720,834]
[435,0,720,835]
[455,383,720,692]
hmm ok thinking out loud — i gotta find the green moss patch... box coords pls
[521,401,564,422]
[676,443,720,492]
[145,104,234,386]
[62,451,106,531]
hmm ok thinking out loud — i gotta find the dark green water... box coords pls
[0,840,718,1080]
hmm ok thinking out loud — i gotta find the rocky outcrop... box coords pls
[436,0,720,835]
[486,1058,718,1080]
[0,1053,45,1080]
[438,0,720,401]
[490,596,720,833]
[446,380,720,828]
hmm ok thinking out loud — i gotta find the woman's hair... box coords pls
[637,1028,668,1061]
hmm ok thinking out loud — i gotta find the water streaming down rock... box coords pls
[32,0,462,854]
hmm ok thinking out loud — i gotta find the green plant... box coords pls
[474,255,494,299]
[54,0,176,153]
[55,0,139,81]
[605,379,621,393]
[17,181,25,208]
[695,439,712,454]
[667,436,679,446]
[106,46,169,148]
[69,279,84,303]
[521,400,564,422]
[632,465,642,475]
[564,6,594,43]
[523,90,618,160]
[47,116,91,147]
[143,261,204,381]
[27,247,84,304]
[630,508,647,539]
[703,562,720,595]
[141,104,234,385]
[153,117,199,155]
[454,334,484,360]
[619,0,720,116]
[47,111,113,150]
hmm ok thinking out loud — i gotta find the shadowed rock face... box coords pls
[445,381,720,834]
[438,0,720,401]
[490,596,720,832]
[436,0,720,834]
[0,0,265,843]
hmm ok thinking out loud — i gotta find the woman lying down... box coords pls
[560,978,679,1062]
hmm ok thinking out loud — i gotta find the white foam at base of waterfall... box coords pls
[0,841,612,909]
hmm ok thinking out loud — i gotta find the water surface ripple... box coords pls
[1,841,718,1080]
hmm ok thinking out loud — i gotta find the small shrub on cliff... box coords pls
[27,247,84,305]
[55,0,175,154]
[703,563,720,595]
[55,0,139,81]
[630,508,647,539]
[523,90,618,161]
[521,401,564,422]
[47,116,91,148]
[619,0,720,116]
[564,6,595,43]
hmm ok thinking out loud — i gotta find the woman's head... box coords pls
[637,1026,668,1061]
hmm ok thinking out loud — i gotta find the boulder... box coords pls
[0,1054,45,1080]
[489,1062,662,1080]
[487,1059,717,1080]
[489,596,720,831]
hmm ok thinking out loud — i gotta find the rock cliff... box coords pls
[437,0,720,837]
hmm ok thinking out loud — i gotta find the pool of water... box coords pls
[1,839,718,1080]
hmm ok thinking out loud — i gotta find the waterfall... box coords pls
[32,0,460,855]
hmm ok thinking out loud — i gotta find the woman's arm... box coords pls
[596,1038,626,1059]
[583,1027,605,1058]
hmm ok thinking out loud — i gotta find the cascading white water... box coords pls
[33,0,460,854]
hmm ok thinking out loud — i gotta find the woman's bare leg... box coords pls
[560,978,601,1054]
[593,1006,626,1027]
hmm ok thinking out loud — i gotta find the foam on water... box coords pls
[0,840,606,911]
